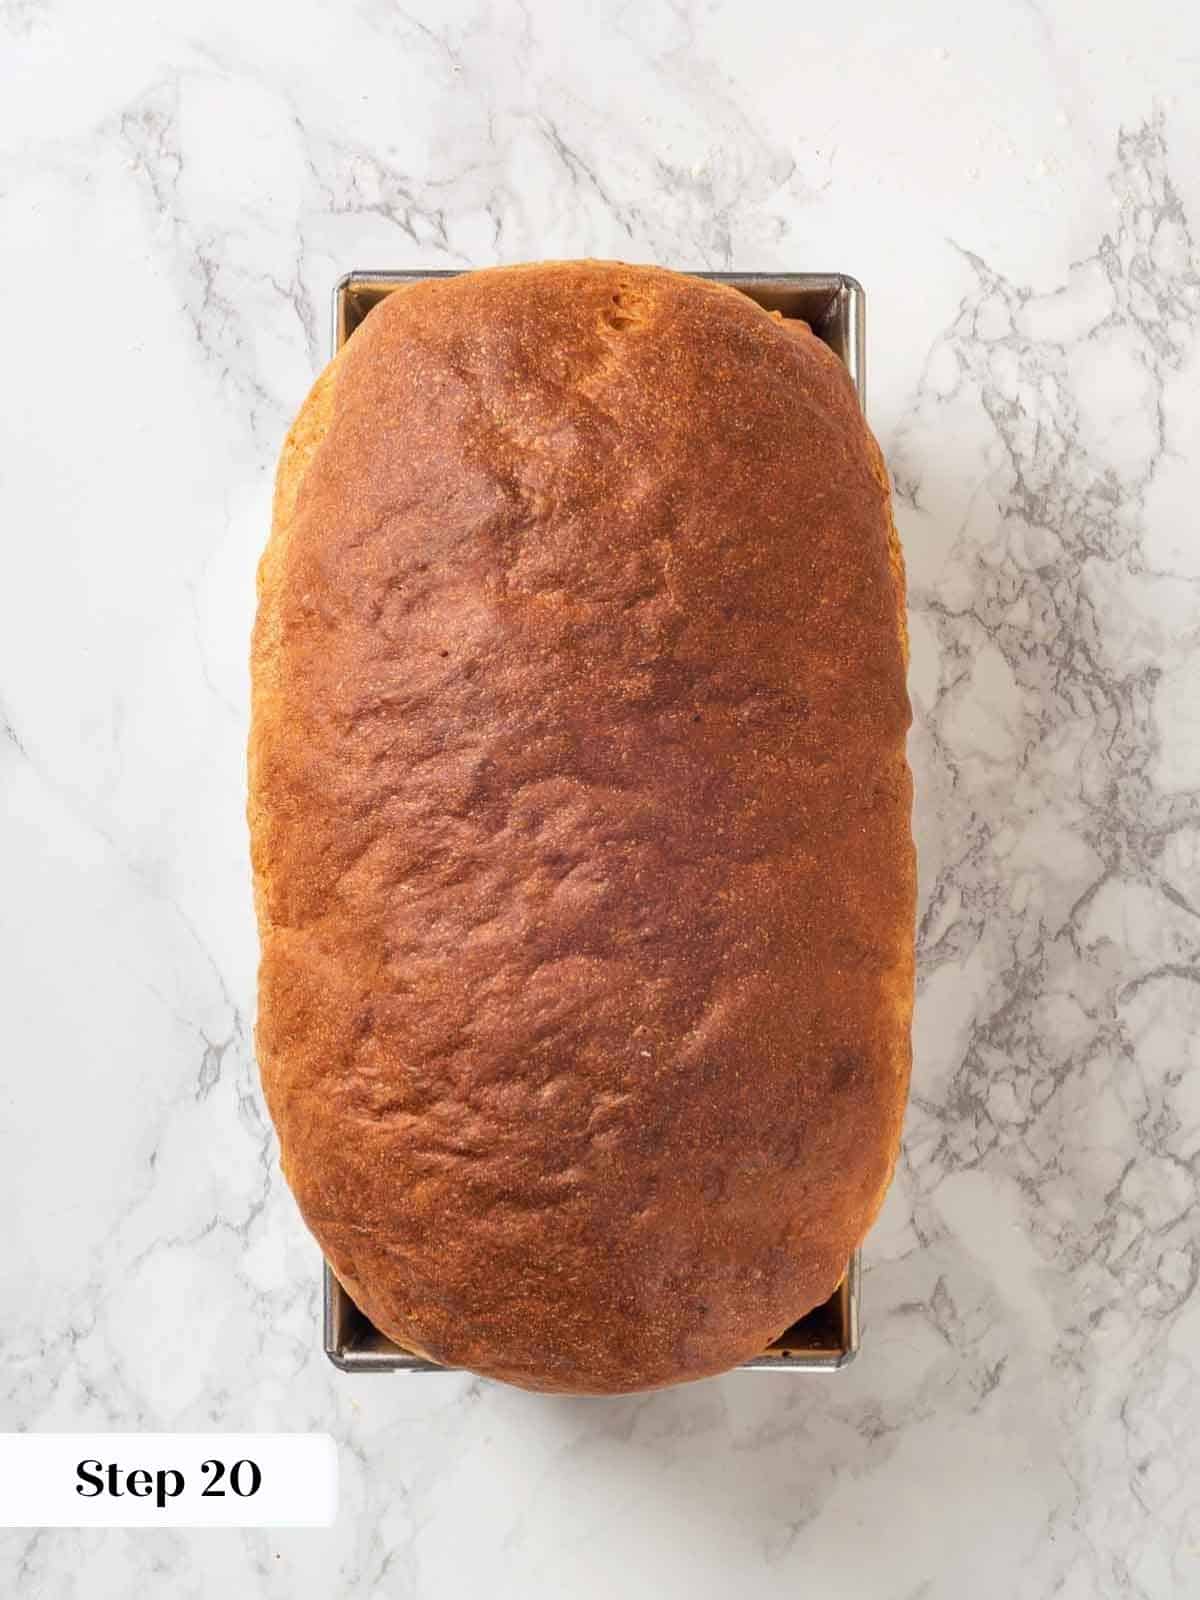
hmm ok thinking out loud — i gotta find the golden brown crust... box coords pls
[248,261,915,1393]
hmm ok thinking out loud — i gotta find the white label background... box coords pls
[0,1434,338,1528]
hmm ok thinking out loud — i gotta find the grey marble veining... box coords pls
[1,1,1198,1595]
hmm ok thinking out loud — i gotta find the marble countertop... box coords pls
[3,1,1199,1594]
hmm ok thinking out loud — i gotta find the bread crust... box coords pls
[248,261,915,1393]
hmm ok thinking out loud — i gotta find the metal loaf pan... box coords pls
[323,269,867,1376]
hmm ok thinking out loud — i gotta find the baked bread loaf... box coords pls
[249,261,914,1394]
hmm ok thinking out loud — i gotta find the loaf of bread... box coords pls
[248,261,915,1393]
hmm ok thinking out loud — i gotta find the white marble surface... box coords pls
[2,0,1199,1593]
